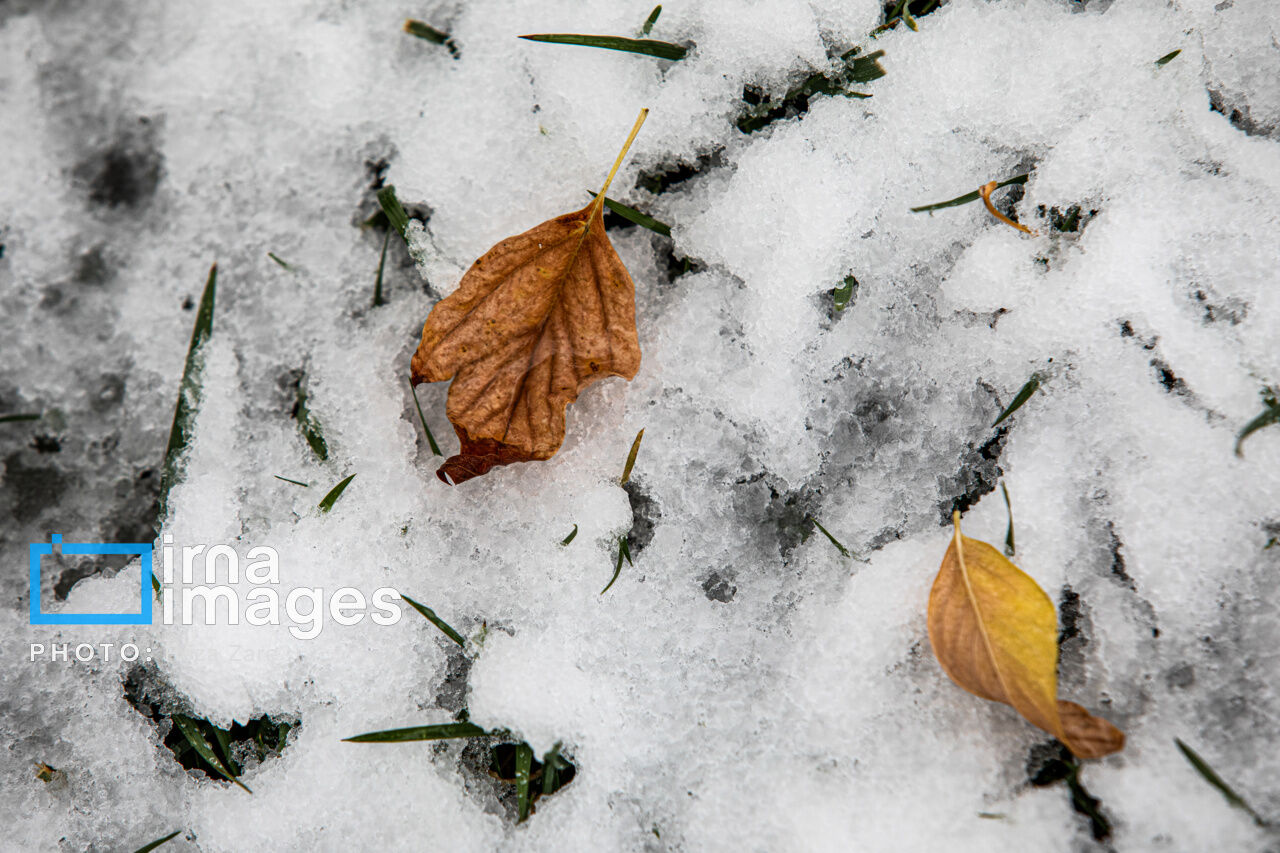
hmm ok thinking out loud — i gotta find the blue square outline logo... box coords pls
[29,534,153,625]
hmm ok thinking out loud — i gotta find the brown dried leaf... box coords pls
[411,112,648,484]
[927,512,1124,759]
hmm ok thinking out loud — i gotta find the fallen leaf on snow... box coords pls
[927,511,1124,759]
[411,110,648,484]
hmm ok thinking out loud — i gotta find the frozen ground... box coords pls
[2,0,1279,850]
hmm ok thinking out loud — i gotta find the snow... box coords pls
[2,0,1280,850]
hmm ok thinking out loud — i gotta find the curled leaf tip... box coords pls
[979,180,1037,236]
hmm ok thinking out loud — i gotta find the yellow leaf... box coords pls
[927,511,1124,759]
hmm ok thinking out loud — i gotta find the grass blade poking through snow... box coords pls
[409,380,443,456]
[400,592,466,647]
[560,524,578,546]
[1156,49,1181,66]
[641,5,662,35]
[373,228,390,307]
[587,191,672,236]
[601,537,632,594]
[154,263,216,597]
[377,186,410,241]
[911,174,1029,213]
[273,475,309,487]
[318,474,355,513]
[519,33,687,61]
[343,722,487,743]
[267,252,291,269]
[885,0,918,31]
[171,714,251,793]
[1001,482,1016,556]
[620,428,645,485]
[293,381,329,461]
[542,743,565,794]
[841,48,887,84]
[736,49,882,133]
[833,275,857,311]
[160,263,216,521]
[1234,391,1280,458]
[1175,739,1269,826]
[808,516,851,558]
[131,830,182,853]
[0,412,41,423]
[515,742,534,822]
[992,373,1042,427]
[404,19,459,58]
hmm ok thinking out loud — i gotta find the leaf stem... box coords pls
[590,109,649,222]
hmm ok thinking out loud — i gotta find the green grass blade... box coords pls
[318,474,356,513]
[515,742,534,822]
[519,33,687,61]
[1155,49,1181,66]
[1175,739,1268,826]
[293,384,329,462]
[1062,761,1111,840]
[809,516,851,558]
[620,428,645,484]
[896,0,918,32]
[587,191,672,236]
[409,381,444,456]
[400,592,466,647]
[343,722,487,743]
[736,53,881,134]
[373,228,390,308]
[404,19,448,44]
[1234,398,1280,458]
[911,174,1029,213]
[992,373,1041,427]
[210,724,238,775]
[542,743,563,795]
[267,252,291,269]
[0,412,41,423]
[131,830,182,853]
[884,0,909,27]
[274,475,309,487]
[601,537,630,594]
[377,186,411,240]
[404,19,460,58]
[641,5,662,35]
[560,524,578,546]
[159,263,216,520]
[833,275,857,311]
[171,714,251,793]
[1001,482,1016,556]
[844,49,887,84]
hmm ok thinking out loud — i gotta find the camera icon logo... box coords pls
[29,534,154,625]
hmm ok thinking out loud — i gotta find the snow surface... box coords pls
[2,0,1280,850]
